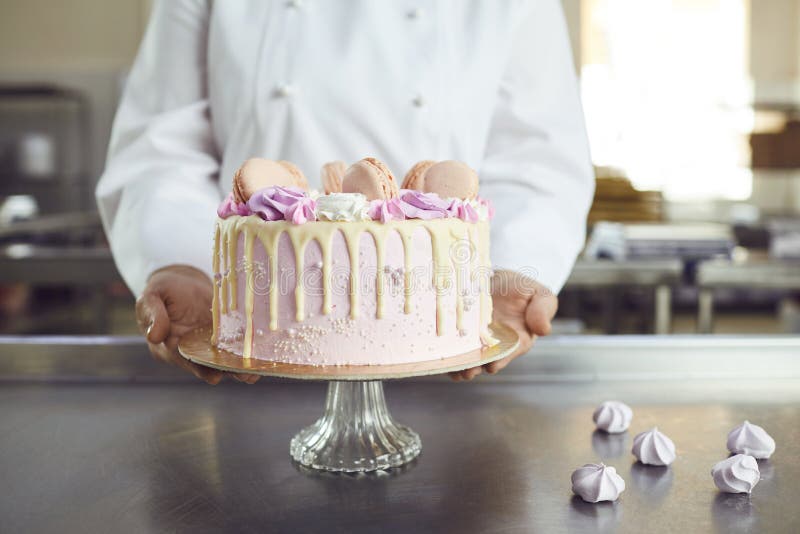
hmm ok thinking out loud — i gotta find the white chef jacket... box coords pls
[96,0,594,297]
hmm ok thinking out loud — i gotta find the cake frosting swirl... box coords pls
[247,186,316,224]
[315,193,371,222]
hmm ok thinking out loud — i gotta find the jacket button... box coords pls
[274,84,295,98]
[412,95,425,108]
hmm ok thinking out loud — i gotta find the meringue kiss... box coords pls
[632,427,676,466]
[711,454,760,494]
[726,421,776,459]
[593,401,633,434]
[571,463,626,503]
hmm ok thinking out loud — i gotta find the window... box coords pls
[580,0,752,200]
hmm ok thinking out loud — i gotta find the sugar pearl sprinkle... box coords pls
[463,296,476,312]
[384,266,405,292]
[272,324,329,360]
[330,317,356,335]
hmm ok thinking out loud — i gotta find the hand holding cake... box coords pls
[204,156,558,379]
[137,155,555,382]
[135,265,260,385]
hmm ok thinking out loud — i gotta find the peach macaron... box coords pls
[401,160,436,190]
[341,157,399,201]
[402,160,479,200]
[232,158,308,203]
[321,161,347,194]
[277,160,308,191]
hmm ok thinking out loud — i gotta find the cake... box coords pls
[212,157,495,366]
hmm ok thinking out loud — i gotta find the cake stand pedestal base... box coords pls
[290,381,421,472]
[178,322,518,473]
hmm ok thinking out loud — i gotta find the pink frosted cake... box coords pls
[212,157,494,365]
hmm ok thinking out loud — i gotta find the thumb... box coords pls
[525,291,558,337]
[136,292,170,344]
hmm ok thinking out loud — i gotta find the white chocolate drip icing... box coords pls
[212,217,491,358]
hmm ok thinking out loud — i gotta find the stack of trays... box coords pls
[589,170,663,225]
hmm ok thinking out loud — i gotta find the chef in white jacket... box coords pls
[96,0,594,383]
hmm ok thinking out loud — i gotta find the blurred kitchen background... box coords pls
[0,0,798,337]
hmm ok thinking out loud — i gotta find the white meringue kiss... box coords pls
[632,427,676,466]
[571,463,626,503]
[593,401,633,434]
[726,421,776,459]
[315,193,370,222]
[711,454,760,494]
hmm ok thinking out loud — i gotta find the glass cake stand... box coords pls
[179,322,519,473]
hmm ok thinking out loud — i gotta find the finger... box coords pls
[148,340,223,385]
[525,292,558,337]
[484,356,512,374]
[231,373,260,384]
[136,292,170,344]
[226,372,261,384]
[507,332,534,360]
[462,367,482,381]
[448,371,463,382]
[201,370,224,385]
[485,334,538,374]
[165,335,179,351]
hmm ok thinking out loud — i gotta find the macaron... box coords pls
[422,160,479,200]
[232,158,306,203]
[278,160,308,191]
[401,160,437,190]
[321,161,347,194]
[341,157,399,201]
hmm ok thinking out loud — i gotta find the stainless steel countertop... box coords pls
[0,244,119,284]
[565,259,682,288]
[697,257,800,289]
[4,335,800,382]
[1,337,799,533]
[2,379,798,533]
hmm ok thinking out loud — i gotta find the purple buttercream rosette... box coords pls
[217,192,252,218]
[368,197,406,223]
[398,189,451,219]
[447,199,480,223]
[366,190,494,222]
[247,186,317,224]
